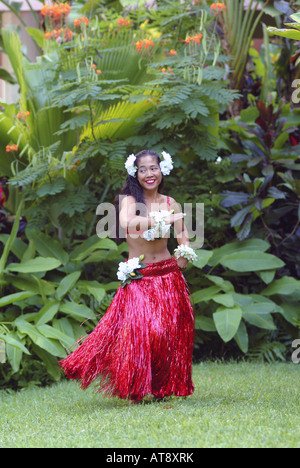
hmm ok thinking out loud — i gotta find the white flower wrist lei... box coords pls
[174,244,197,262]
[143,210,173,242]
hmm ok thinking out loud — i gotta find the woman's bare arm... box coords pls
[169,197,190,245]
[119,196,153,231]
[119,196,186,232]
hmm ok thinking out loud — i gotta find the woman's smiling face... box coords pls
[137,154,162,191]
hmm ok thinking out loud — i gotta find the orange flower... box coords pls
[64,28,72,41]
[135,40,143,52]
[135,39,154,53]
[210,3,226,11]
[168,49,177,56]
[41,3,71,21]
[6,144,18,153]
[17,110,30,120]
[117,18,131,27]
[44,27,72,42]
[143,39,154,48]
[92,64,97,69]
[44,31,53,39]
[184,33,203,44]
[96,69,102,75]
[74,17,89,27]
[54,28,63,38]
[41,4,51,16]
[161,67,174,74]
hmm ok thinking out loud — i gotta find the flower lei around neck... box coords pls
[125,151,173,177]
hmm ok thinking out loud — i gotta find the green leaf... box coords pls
[15,318,65,357]
[219,251,284,272]
[230,206,253,227]
[35,301,60,326]
[242,312,276,330]
[179,97,209,118]
[0,199,24,281]
[0,67,16,84]
[192,249,213,269]
[243,301,277,315]
[210,239,270,266]
[277,300,300,326]
[195,316,216,332]
[240,107,259,123]
[261,276,300,296]
[4,273,55,297]
[6,345,22,372]
[0,332,30,355]
[6,257,62,273]
[70,236,117,261]
[213,306,243,342]
[78,280,106,302]
[234,320,249,353]
[52,318,75,341]
[0,339,5,363]
[191,286,222,304]
[267,27,300,41]
[0,235,27,260]
[0,290,36,307]
[26,231,69,265]
[212,293,235,307]
[36,178,66,197]
[32,345,61,380]
[6,332,24,372]
[205,275,234,292]
[256,269,276,284]
[59,302,96,321]
[55,271,81,301]
[36,324,74,348]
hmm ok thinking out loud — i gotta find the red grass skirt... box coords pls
[58,257,194,401]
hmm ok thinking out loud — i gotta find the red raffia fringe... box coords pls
[58,257,195,401]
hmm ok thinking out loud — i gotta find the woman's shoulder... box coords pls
[120,195,136,208]
[162,194,176,206]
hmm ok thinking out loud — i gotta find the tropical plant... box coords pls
[218,0,271,92]
[268,11,300,73]
[188,237,300,359]
[216,99,300,277]
[0,209,126,388]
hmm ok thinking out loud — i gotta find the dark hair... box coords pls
[113,150,164,240]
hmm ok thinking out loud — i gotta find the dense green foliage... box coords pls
[0,0,299,388]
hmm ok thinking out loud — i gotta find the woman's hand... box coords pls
[166,212,186,225]
[176,256,189,271]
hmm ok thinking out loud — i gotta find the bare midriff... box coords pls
[127,234,172,264]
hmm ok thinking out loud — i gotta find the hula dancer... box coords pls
[59,150,197,402]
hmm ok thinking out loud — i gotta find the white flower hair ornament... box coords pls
[125,153,137,177]
[124,151,173,177]
[159,151,173,176]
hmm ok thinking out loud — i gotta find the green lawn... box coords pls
[0,361,299,448]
